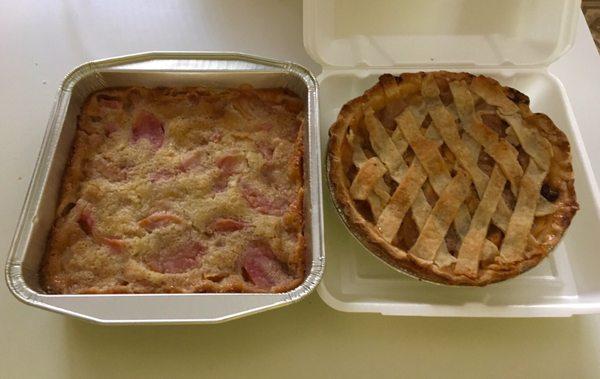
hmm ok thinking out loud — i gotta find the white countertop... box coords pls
[2,1,600,378]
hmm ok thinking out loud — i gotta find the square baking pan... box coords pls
[5,52,324,324]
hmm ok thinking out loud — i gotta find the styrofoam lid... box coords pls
[303,0,581,68]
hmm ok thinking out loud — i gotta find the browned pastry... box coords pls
[328,71,578,285]
[41,85,306,293]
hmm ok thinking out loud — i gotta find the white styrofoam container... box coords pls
[304,0,600,317]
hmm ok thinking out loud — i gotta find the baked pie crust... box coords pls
[327,72,578,285]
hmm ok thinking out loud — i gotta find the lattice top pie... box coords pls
[328,72,578,285]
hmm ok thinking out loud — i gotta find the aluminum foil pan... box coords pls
[5,52,324,324]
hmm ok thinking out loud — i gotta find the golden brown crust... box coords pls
[327,71,578,286]
[41,85,306,294]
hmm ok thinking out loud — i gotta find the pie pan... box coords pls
[5,52,324,324]
[326,71,578,286]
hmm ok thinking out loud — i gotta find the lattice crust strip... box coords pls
[344,73,558,279]
[364,107,455,266]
